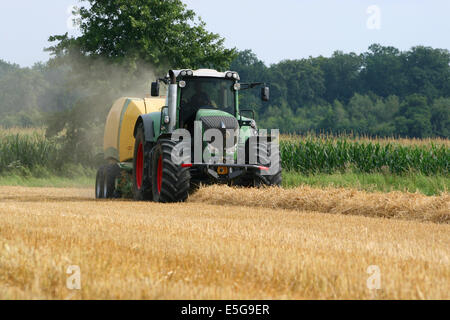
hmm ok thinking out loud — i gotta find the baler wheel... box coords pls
[103,164,121,199]
[95,166,105,199]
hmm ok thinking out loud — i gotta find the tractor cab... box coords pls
[179,76,236,133]
[152,69,239,133]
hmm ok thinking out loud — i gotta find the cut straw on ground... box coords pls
[0,186,449,299]
[189,185,450,224]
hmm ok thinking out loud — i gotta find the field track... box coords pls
[0,186,449,299]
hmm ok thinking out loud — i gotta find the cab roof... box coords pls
[169,69,240,80]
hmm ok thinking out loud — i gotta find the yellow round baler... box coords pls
[103,97,166,163]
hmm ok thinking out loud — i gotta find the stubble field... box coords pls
[0,185,448,300]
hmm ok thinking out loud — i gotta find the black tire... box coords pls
[133,124,153,201]
[151,138,191,203]
[103,163,121,199]
[236,139,282,187]
[95,166,105,199]
[257,167,282,186]
[255,141,282,187]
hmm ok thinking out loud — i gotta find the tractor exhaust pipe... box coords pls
[168,70,177,133]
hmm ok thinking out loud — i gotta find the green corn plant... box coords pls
[280,137,449,176]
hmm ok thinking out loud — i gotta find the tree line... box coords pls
[232,46,449,138]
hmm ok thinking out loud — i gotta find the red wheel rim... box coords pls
[136,143,144,189]
[157,155,163,194]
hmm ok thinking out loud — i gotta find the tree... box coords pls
[231,49,267,82]
[360,44,408,98]
[346,94,375,133]
[313,51,363,104]
[0,64,47,127]
[47,0,236,71]
[269,59,325,109]
[430,98,450,138]
[396,94,432,138]
[318,100,349,133]
[0,59,20,78]
[231,50,268,114]
[403,46,450,100]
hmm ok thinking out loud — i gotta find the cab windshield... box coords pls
[180,78,236,125]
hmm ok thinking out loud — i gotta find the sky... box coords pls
[0,0,449,67]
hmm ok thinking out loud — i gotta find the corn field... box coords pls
[0,130,61,173]
[1,128,449,176]
[280,138,449,175]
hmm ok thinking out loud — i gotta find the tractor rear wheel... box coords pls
[133,124,153,201]
[151,138,191,203]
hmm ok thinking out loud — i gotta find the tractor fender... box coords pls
[157,133,174,142]
[134,114,156,142]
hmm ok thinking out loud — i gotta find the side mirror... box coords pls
[261,87,270,102]
[151,81,160,97]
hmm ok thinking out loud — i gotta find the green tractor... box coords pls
[96,69,282,203]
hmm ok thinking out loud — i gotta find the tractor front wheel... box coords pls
[151,138,190,203]
[234,140,282,187]
[253,141,282,187]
